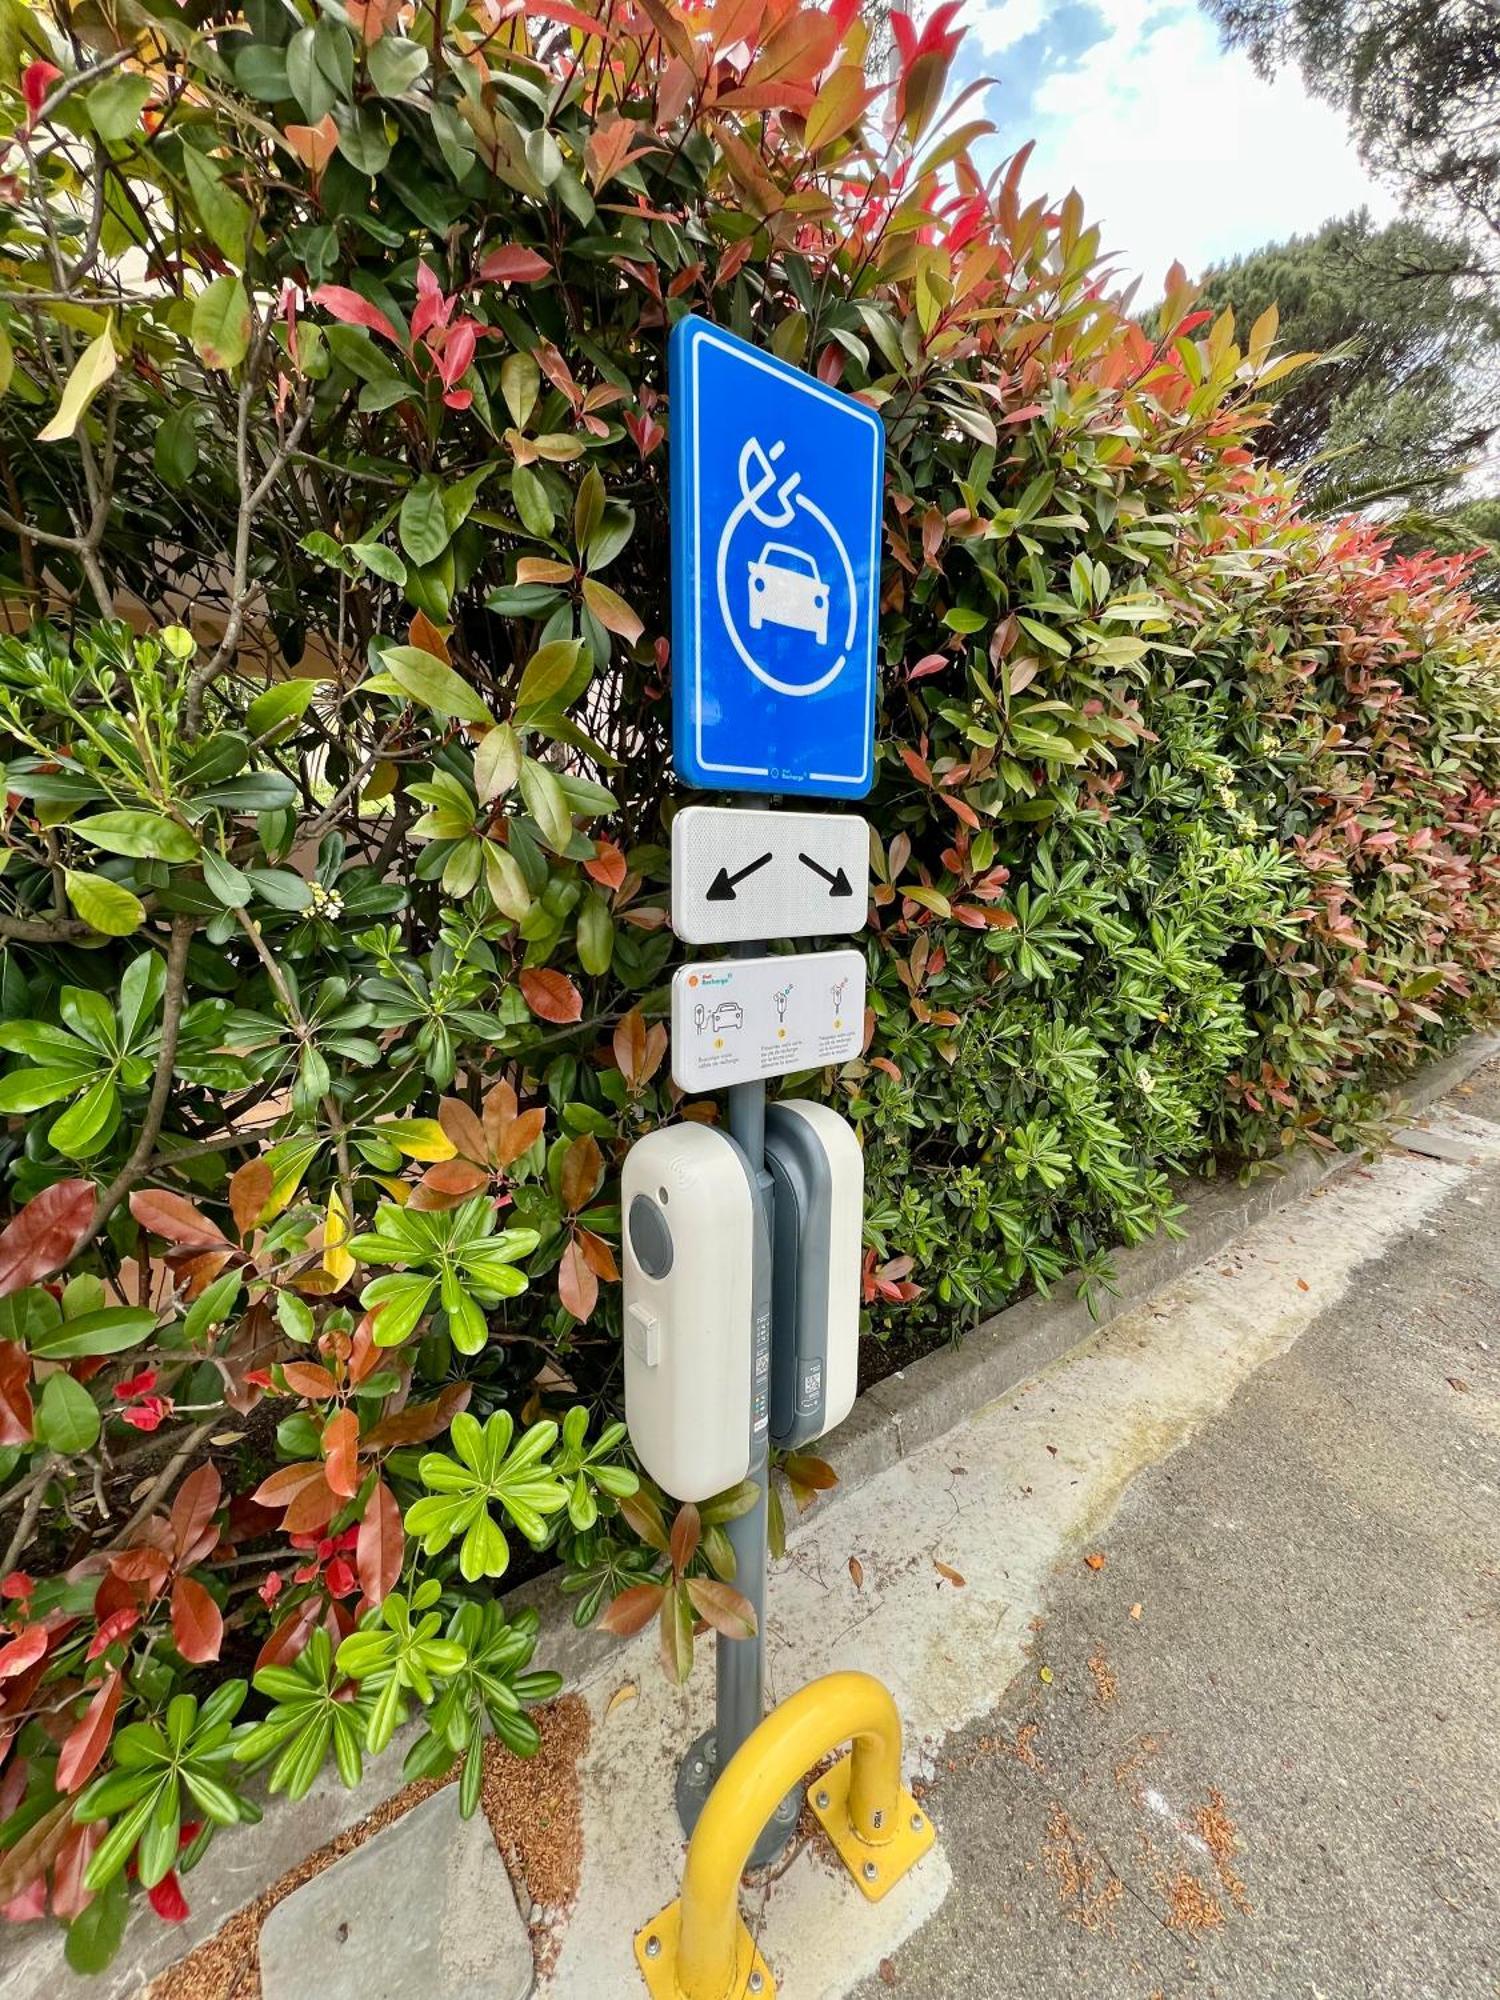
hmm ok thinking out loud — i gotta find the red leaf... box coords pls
[129,1189,229,1250]
[228,1158,273,1239]
[147,1869,189,1923]
[519,969,583,1024]
[583,839,627,891]
[22,61,61,128]
[899,746,933,787]
[597,1581,665,1637]
[311,284,401,345]
[557,1237,598,1322]
[253,1462,325,1509]
[559,1134,604,1213]
[362,1381,470,1449]
[169,1463,222,1566]
[0,1180,93,1296]
[0,1628,47,1680]
[51,1821,104,1921]
[356,1481,403,1606]
[86,1608,140,1662]
[322,1408,359,1500]
[0,1346,32,1448]
[254,1598,321,1675]
[56,1670,122,1794]
[577,1227,619,1283]
[669,1501,701,1573]
[909,653,948,681]
[170,1575,223,1664]
[477,245,552,284]
[282,1361,337,1400]
[284,1471,338,1537]
[252,1462,337,1532]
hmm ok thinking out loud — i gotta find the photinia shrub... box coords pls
[0,0,1495,1971]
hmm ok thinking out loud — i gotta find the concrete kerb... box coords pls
[4,1031,1495,2000]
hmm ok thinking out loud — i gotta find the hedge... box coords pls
[0,0,1495,1969]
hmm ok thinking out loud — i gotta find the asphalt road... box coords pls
[853,1066,1500,2000]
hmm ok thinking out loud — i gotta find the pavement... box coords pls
[849,1063,1500,2000]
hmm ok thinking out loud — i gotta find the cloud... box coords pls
[964,0,1396,290]
[967,0,1051,55]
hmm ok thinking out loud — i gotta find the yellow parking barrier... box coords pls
[635,1671,935,2000]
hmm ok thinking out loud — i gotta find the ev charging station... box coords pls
[625,318,935,1997]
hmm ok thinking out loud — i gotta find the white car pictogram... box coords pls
[747,542,830,646]
[709,1001,743,1032]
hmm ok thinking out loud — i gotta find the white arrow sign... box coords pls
[671,805,870,946]
[671,948,865,1092]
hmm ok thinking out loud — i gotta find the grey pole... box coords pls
[674,963,799,1865]
[716,1073,770,1765]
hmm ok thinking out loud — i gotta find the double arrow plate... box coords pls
[671,805,870,947]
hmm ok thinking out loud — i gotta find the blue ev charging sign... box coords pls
[669,314,883,800]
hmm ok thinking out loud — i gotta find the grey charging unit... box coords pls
[764,1100,862,1450]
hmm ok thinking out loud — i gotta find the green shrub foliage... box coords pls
[0,0,1495,1964]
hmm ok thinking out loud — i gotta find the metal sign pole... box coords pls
[718,1069,769,1765]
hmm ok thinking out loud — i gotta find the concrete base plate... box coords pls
[807,1755,935,1903]
[635,1898,774,1999]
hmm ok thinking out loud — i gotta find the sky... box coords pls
[953,0,1398,293]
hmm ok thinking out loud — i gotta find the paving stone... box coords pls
[258,1788,532,2000]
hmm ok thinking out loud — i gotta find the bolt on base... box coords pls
[806,1752,935,1903]
[634,1897,776,2000]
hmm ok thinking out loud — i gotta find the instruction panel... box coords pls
[670,948,866,1093]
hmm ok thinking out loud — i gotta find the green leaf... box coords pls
[474,724,521,803]
[380,645,492,726]
[511,464,553,538]
[517,758,572,852]
[35,1371,100,1454]
[64,870,144,937]
[500,352,540,430]
[154,406,199,488]
[399,478,452,567]
[49,1076,119,1157]
[30,1306,157,1360]
[576,891,613,975]
[38,325,116,443]
[192,277,252,373]
[367,35,428,96]
[349,541,407,585]
[286,25,335,122]
[483,842,531,920]
[0,1068,89,1114]
[335,103,392,177]
[515,640,586,716]
[246,680,318,737]
[64,1872,128,1975]
[85,72,152,143]
[72,811,198,862]
[182,149,251,264]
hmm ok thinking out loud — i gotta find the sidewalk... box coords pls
[848,1064,1500,2000]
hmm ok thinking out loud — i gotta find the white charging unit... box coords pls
[622,1122,770,1503]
